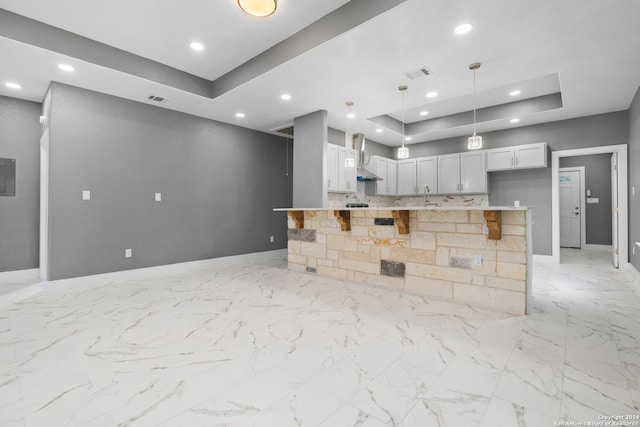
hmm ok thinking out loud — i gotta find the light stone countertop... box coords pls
[273,206,530,211]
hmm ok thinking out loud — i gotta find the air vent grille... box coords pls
[147,95,168,103]
[404,67,432,80]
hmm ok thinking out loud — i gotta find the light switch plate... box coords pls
[155,192,162,201]
[82,190,91,201]
[125,249,132,258]
[474,255,482,265]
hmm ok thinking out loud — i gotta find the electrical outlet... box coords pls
[270,236,274,243]
[482,222,488,235]
[474,255,482,266]
[155,192,162,201]
[332,219,338,228]
[125,248,132,258]
[82,190,91,201]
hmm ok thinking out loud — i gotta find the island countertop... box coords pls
[273,205,529,211]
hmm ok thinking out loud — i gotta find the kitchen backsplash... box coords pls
[327,183,489,208]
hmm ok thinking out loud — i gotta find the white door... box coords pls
[559,170,581,248]
[611,153,619,268]
[39,129,50,280]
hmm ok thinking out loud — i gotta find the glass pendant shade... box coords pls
[238,0,277,17]
[468,133,483,150]
[397,146,410,159]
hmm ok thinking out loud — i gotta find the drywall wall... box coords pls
[407,111,628,255]
[46,83,292,280]
[293,110,327,208]
[629,86,640,271]
[560,154,612,245]
[0,95,41,272]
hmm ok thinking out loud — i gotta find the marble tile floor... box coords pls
[1,247,639,427]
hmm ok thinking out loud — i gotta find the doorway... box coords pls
[559,167,584,249]
[551,145,628,267]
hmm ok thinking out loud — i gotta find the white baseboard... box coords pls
[533,254,554,263]
[0,268,39,283]
[51,249,288,285]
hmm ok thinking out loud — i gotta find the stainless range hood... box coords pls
[353,133,382,181]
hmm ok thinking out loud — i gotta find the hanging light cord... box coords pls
[401,89,406,148]
[473,68,477,135]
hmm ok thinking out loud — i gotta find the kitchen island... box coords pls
[274,206,532,315]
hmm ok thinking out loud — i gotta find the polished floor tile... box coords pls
[0,247,639,426]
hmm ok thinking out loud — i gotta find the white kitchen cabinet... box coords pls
[366,156,397,196]
[437,152,487,194]
[515,142,547,169]
[397,159,418,195]
[327,143,357,193]
[486,143,547,171]
[417,156,438,196]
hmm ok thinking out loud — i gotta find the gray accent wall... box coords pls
[293,110,327,208]
[46,83,292,280]
[629,86,640,272]
[406,111,628,255]
[0,95,41,272]
[560,154,612,245]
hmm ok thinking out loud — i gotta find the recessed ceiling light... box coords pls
[235,112,245,118]
[5,82,21,90]
[58,63,75,72]
[405,137,412,141]
[190,42,204,51]
[375,128,383,133]
[280,94,291,101]
[426,91,438,98]
[510,118,520,123]
[510,90,521,96]
[454,23,473,35]
[347,113,356,119]
[419,111,429,116]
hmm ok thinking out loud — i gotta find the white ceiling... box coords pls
[1,0,639,146]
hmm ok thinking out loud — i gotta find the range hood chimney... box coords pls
[353,133,382,181]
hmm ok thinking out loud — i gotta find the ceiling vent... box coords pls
[404,67,432,80]
[147,95,168,103]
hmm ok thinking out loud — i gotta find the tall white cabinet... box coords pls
[327,143,357,193]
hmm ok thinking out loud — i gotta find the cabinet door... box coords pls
[397,159,417,195]
[342,148,357,192]
[460,151,487,194]
[486,147,515,171]
[417,157,438,195]
[374,157,388,195]
[515,143,547,168]
[437,154,460,194]
[386,160,397,195]
[327,144,338,192]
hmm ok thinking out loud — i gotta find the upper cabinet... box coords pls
[397,159,418,196]
[366,156,397,196]
[437,152,487,194]
[327,143,357,193]
[397,157,438,196]
[487,142,547,171]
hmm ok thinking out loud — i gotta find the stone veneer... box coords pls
[287,209,528,315]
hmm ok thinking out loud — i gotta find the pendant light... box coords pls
[468,62,483,150]
[237,0,277,17]
[397,85,409,159]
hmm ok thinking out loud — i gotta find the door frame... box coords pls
[39,129,49,280]
[558,166,586,248]
[551,144,628,266]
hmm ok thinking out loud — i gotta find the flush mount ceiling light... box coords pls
[454,23,473,34]
[397,85,410,159]
[5,82,21,90]
[419,111,429,116]
[235,112,245,118]
[468,62,483,150]
[375,128,383,133]
[190,42,204,51]
[280,93,291,101]
[237,0,277,17]
[345,101,356,119]
[58,63,75,72]
[426,91,438,98]
[510,90,521,96]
